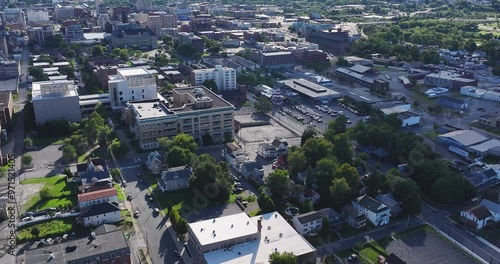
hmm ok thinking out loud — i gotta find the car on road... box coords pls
[127,192,133,201]
[146,193,154,201]
[134,209,140,218]
[234,183,243,188]
[21,216,33,222]
[153,208,160,215]
[347,254,358,262]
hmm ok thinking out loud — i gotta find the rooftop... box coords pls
[161,165,192,182]
[24,230,130,264]
[78,188,118,203]
[438,130,489,147]
[426,71,475,83]
[349,64,371,74]
[31,80,78,100]
[355,195,388,213]
[469,139,500,153]
[294,211,323,224]
[278,78,341,99]
[129,100,173,120]
[466,205,492,220]
[117,67,154,79]
[202,212,315,264]
[80,202,120,218]
[261,51,292,56]
[0,91,11,107]
[397,111,420,119]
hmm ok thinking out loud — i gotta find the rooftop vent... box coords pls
[213,219,216,223]
[231,224,233,228]
[279,233,283,238]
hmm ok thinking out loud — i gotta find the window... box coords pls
[119,91,123,95]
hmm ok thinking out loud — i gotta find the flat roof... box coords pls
[24,230,130,264]
[32,80,78,100]
[426,71,475,83]
[129,100,173,120]
[189,212,258,246]
[469,139,500,153]
[170,86,234,113]
[203,212,316,264]
[117,67,152,78]
[439,130,489,147]
[261,51,292,56]
[278,78,341,99]
[397,111,420,118]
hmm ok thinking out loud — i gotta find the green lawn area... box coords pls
[114,184,125,202]
[116,210,134,234]
[31,136,67,146]
[77,146,111,163]
[17,219,75,243]
[21,175,77,213]
[338,223,374,238]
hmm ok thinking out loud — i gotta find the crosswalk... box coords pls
[120,165,140,170]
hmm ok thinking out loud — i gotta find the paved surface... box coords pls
[185,203,245,223]
[385,228,474,264]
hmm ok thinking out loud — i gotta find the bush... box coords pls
[40,187,52,200]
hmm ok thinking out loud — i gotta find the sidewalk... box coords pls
[123,199,153,264]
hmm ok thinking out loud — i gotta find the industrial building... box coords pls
[277,78,341,102]
[32,80,81,125]
[437,96,468,110]
[424,71,477,90]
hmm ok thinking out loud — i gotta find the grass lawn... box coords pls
[22,175,77,213]
[77,146,110,163]
[114,184,125,202]
[32,136,67,146]
[17,219,75,243]
[423,129,438,140]
[338,223,374,238]
[116,210,134,234]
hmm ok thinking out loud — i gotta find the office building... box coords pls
[0,59,19,79]
[25,229,131,264]
[306,28,350,55]
[251,50,295,69]
[177,32,204,53]
[147,13,177,35]
[111,27,157,50]
[1,8,25,26]
[65,24,84,41]
[191,65,236,92]
[54,4,75,20]
[32,80,81,124]
[189,212,316,264]
[122,87,235,149]
[26,8,49,23]
[108,67,158,110]
[27,25,55,45]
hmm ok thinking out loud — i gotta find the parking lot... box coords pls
[237,116,297,143]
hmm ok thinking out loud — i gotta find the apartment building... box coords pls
[27,25,54,44]
[147,12,177,35]
[0,59,19,79]
[108,67,158,110]
[111,27,157,50]
[190,65,236,92]
[26,8,49,23]
[1,8,25,26]
[123,87,235,149]
[177,32,204,53]
[54,4,75,20]
[65,24,84,41]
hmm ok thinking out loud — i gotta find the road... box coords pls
[419,202,500,264]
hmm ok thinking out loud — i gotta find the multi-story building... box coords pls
[111,27,157,50]
[147,12,177,35]
[97,13,111,29]
[137,0,153,12]
[27,25,55,45]
[26,8,49,23]
[158,165,192,192]
[54,4,75,20]
[478,113,500,128]
[352,195,391,226]
[32,80,81,124]
[65,24,84,41]
[177,32,204,53]
[123,87,235,149]
[190,65,237,92]
[306,28,350,55]
[108,67,158,110]
[0,59,19,79]
[1,8,25,26]
[424,70,478,90]
[251,50,295,69]
[188,211,316,264]
[292,211,323,235]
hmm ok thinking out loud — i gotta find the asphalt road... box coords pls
[420,202,500,264]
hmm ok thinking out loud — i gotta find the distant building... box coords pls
[32,80,81,125]
[375,193,402,215]
[177,32,204,53]
[111,27,157,50]
[344,56,373,66]
[1,8,25,26]
[222,142,245,170]
[251,50,295,69]
[0,59,19,79]
[460,204,494,230]
[437,130,489,150]
[122,87,235,149]
[300,188,321,204]
[437,96,468,110]
[54,4,75,20]
[0,91,13,129]
[306,28,350,55]
[277,78,341,102]
[27,25,55,45]
[191,65,237,92]
[239,161,264,184]
[477,113,500,129]
[26,8,49,23]
[24,229,131,264]
[65,24,84,41]
[79,202,121,227]
[158,165,192,192]
[424,71,477,90]
[108,67,158,110]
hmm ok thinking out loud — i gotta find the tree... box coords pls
[303,138,333,167]
[65,49,76,58]
[391,178,421,215]
[29,67,47,81]
[316,158,338,204]
[336,56,348,66]
[190,159,232,202]
[365,169,386,196]
[167,146,192,167]
[202,133,214,146]
[40,187,52,200]
[21,154,33,167]
[482,188,498,202]
[464,39,477,53]
[162,35,174,46]
[63,168,73,178]
[109,140,129,157]
[327,114,348,135]
[202,79,219,94]
[288,148,307,181]
[176,217,189,234]
[300,128,316,146]
[171,133,197,153]
[302,200,313,213]
[254,97,273,114]
[269,251,297,264]
[24,138,33,148]
[258,192,276,213]
[334,163,359,192]
[62,145,77,163]
[305,166,314,188]
[331,133,353,165]
[92,45,104,57]
[267,170,290,197]
[320,217,331,236]
[330,178,352,210]
[110,168,121,182]
[169,209,181,227]
[31,226,40,237]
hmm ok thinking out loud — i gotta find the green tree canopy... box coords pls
[303,138,333,167]
[269,251,297,264]
[202,79,219,94]
[258,192,276,213]
[254,97,273,114]
[330,178,352,210]
[267,169,290,197]
[334,163,359,192]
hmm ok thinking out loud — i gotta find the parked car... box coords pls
[127,192,133,201]
[348,254,358,262]
[153,208,160,215]
[134,209,140,218]
[146,193,154,201]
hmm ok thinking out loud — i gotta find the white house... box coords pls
[257,143,278,159]
[375,193,402,215]
[222,142,245,170]
[146,151,167,174]
[240,161,264,184]
[271,138,289,155]
[292,211,323,235]
[300,188,321,204]
[158,165,192,192]
[352,195,391,226]
[460,205,495,230]
[480,199,500,222]
[77,158,111,186]
[79,202,121,227]
[78,187,119,209]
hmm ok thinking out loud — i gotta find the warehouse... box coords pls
[277,78,341,102]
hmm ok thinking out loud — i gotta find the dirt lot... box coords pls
[16,183,44,213]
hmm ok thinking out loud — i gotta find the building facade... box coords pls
[108,67,158,110]
[0,92,13,129]
[32,80,81,125]
[0,59,19,79]
[79,202,122,227]
[26,8,49,23]
[27,26,54,44]
[54,5,75,20]
[352,195,391,226]
[123,87,235,149]
[177,32,204,53]
[191,65,237,92]
[292,211,323,235]
[111,28,158,50]
[65,24,84,41]
[78,188,119,209]
[158,165,192,192]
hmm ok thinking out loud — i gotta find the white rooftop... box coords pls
[118,67,152,78]
[189,212,258,247]
[129,101,172,120]
[203,212,316,264]
[469,139,500,153]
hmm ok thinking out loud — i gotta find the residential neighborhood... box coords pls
[0,1,499,264]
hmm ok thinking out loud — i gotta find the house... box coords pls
[240,161,264,184]
[158,165,192,192]
[376,193,402,215]
[76,158,111,186]
[341,204,367,229]
[222,142,245,170]
[79,180,113,193]
[480,199,500,222]
[78,187,119,209]
[292,211,323,235]
[297,168,317,185]
[319,208,343,229]
[271,138,288,155]
[79,202,121,227]
[300,188,320,204]
[146,151,167,174]
[257,143,278,159]
[352,195,391,226]
[460,205,494,230]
